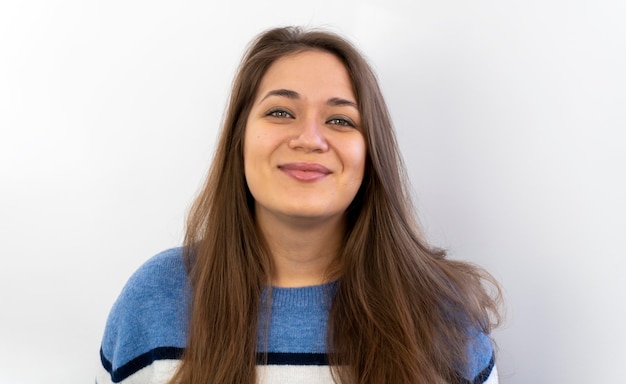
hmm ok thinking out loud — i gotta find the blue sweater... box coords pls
[97,248,498,383]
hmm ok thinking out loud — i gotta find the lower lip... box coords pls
[280,168,329,182]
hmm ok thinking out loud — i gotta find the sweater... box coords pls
[97,247,498,383]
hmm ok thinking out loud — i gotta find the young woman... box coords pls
[98,26,502,384]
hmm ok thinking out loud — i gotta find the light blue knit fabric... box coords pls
[99,247,495,383]
[257,281,337,354]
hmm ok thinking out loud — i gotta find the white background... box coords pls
[1,1,624,383]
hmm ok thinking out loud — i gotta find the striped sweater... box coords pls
[97,248,498,383]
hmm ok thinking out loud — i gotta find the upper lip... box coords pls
[278,162,332,174]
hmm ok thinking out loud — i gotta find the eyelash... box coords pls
[266,108,294,119]
[265,108,356,128]
[327,117,356,128]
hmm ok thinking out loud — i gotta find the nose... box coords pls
[288,116,329,152]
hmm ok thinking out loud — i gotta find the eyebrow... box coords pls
[260,89,300,101]
[260,89,359,110]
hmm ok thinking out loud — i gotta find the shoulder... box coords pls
[116,247,189,299]
[463,331,498,384]
[99,247,190,383]
[106,247,190,324]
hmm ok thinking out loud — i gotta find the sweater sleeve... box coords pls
[463,331,498,384]
[97,248,190,384]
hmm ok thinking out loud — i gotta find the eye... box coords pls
[266,108,294,119]
[327,116,356,128]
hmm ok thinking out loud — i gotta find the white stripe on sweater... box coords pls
[96,359,180,384]
[97,360,498,384]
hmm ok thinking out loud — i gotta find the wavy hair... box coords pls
[171,26,502,384]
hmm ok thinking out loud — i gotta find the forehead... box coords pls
[255,50,356,101]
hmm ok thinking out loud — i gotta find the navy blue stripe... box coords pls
[257,352,329,366]
[101,348,492,381]
[460,354,495,384]
[100,347,112,373]
[100,346,184,383]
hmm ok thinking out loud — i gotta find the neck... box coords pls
[256,211,345,288]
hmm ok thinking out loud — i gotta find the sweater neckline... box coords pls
[261,280,338,308]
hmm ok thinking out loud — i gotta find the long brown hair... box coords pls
[172,26,502,384]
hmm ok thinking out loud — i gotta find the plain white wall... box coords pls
[1,1,624,383]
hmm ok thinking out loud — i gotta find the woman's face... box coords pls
[244,50,366,226]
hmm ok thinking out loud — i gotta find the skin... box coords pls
[244,50,366,287]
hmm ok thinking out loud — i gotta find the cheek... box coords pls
[243,148,261,202]
[242,127,275,190]
[242,129,258,183]
[346,137,367,178]
[243,123,263,160]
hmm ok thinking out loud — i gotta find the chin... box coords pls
[277,206,344,222]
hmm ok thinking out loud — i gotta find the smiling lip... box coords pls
[278,162,331,182]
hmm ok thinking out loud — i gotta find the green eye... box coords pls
[266,108,294,118]
[327,117,355,128]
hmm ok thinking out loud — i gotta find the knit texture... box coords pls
[97,247,497,384]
